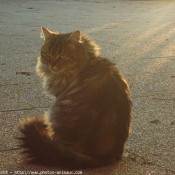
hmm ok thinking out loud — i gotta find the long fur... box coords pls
[18,116,114,169]
[17,28,132,169]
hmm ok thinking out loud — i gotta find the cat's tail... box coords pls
[17,116,108,169]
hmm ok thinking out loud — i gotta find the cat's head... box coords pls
[39,27,100,74]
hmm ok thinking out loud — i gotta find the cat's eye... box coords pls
[59,55,66,59]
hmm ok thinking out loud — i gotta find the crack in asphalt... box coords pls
[0,148,21,152]
[0,106,50,113]
[126,149,175,174]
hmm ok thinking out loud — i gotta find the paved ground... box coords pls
[0,0,175,174]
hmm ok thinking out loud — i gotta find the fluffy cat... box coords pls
[17,27,132,169]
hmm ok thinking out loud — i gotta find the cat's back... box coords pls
[79,57,129,93]
[56,57,131,111]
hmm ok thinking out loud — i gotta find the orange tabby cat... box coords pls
[17,27,132,169]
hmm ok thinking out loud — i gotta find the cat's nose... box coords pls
[52,65,58,71]
[48,64,55,71]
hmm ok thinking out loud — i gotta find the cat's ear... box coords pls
[41,27,53,40]
[67,30,82,43]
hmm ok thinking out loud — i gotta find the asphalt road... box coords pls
[0,0,175,174]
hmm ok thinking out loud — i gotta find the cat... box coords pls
[17,27,132,169]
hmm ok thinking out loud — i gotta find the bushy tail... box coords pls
[17,116,106,169]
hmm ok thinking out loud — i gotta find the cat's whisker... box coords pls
[59,100,72,105]
[66,86,82,96]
